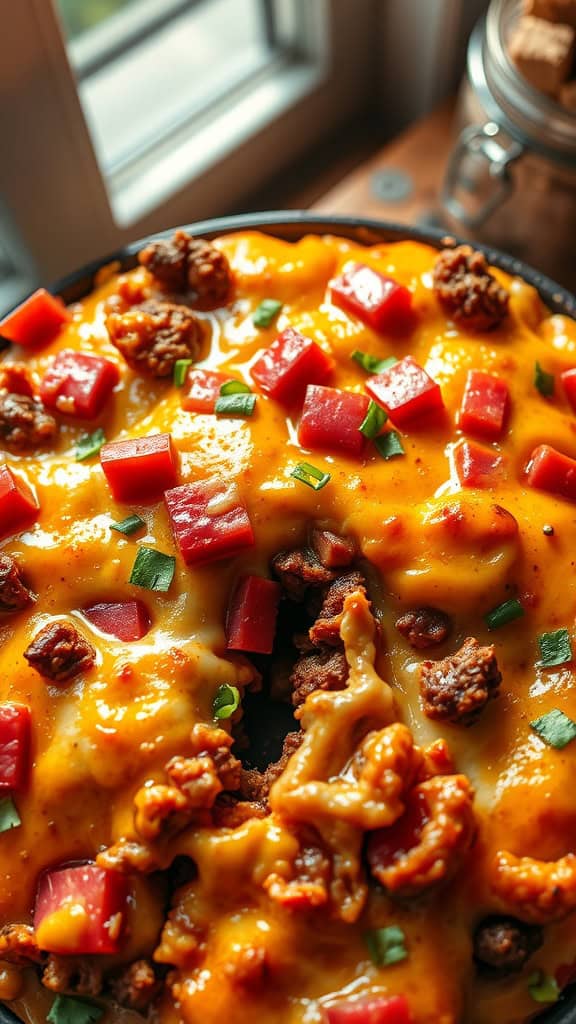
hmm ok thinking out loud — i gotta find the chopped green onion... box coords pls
[375,430,405,460]
[47,995,104,1024]
[110,514,145,536]
[220,379,252,396]
[213,684,240,720]
[214,393,256,417]
[291,462,331,491]
[484,598,524,631]
[364,926,408,967]
[173,359,193,387]
[129,547,175,592]
[0,796,20,834]
[530,708,576,749]
[75,428,106,462]
[352,350,397,374]
[534,362,555,397]
[253,299,283,328]
[528,970,560,1004]
[359,400,387,440]
[538,628,573,667]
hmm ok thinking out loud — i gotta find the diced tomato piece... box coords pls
[165,479,255,566]
[367,790,429,880]
[365,356,443,426]
[182,369,229,413]
[100,433,178,503]
[82,601,151,642]
[250,328,334,404]
[323,995,413,1024]
[526,444,576,502]
[0,289,71,348]
[561,368,576,413]
[459,369,509,440]
[226,576,281,654]
[0,704,31,791]
[453,440,502,488]
[329,262,416,335]
[0,465,39,539]
[40,350,120,419]
[298,385,370,456]
[34,863,128,955]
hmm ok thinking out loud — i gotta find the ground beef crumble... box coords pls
[0,390,57,452]
[396,606,452,649]
[420,636,502,724]
[271,547,337,601]
[138,230,233,310]
[24,621,96,682]
[106,299,203,377]
[473,916,543,974]
[0,553,34,611]
[432,245,509,331]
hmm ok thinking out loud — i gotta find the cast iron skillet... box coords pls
[1,212,575,1024]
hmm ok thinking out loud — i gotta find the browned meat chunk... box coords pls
[433,245,509,331]
[420,636,501,724]
[264,831,331,911]
[106,300,203,378]
[0,390,57,452]
[0,923,41,964]
[310,528,357,568]
[0,553,34,612]
[212,794,267,828]
[24,621,96,682]
[473,916,543,975]
[42,955,103,996]
[290,646,349,708]
[395,606,452,649]
[271,547,336,601]
[109,959,161,1011]
[241,730,304,805]
[139,230,233,310]
[309,571,366,646]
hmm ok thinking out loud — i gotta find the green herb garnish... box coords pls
[484,598,524,631]
[253,299,283,328]
[110,514,145,536]
[173,359,193,387]
[129,547,175,592]
[220,379,252,396]
[47,995,104,1024]
[352,350,397,374]
[214,393,256,417]
[213,684,240,720]
[375,430,405,460]
[364,925,408,967]
[76,428,106,462]
[534,362,555,397]
[291,462,331,491]
[359,400,387,440]
[528,970,560,1004]
[0,796,20,834]
[530,708,576,749]
[538,628,573,667]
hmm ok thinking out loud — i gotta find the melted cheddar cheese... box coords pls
[2,231,576,1024]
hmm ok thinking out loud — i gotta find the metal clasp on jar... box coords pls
[441,121,524,228]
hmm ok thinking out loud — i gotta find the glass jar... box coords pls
[442,0,576,290]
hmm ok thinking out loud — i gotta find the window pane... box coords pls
[56,0,274,174]
[57,0,139,40]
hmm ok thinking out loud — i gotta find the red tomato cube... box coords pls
[250,328,334,405]
[182,368,229,413]
[561,368,576,413]
[0,289,70,348]
[82,601,151,642]
[0,465,39,539]
[165,479,255,566]
[100,433,178,503]
[40,350,120,419]
[0,704,31,791]
[459,370,509,440]
[34,863,128,955]
[365,356,443,426]
[526,444,576,502]
[298,385,370,456]
[453,440,503,488]
[226,576,281,654]
[329,262,416,335]
[323,995,412,1024]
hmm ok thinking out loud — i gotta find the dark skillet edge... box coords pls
[2,211,576,1024]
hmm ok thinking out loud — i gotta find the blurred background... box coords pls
[1,0,576,313]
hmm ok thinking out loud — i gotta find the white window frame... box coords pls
[0,0,378,289]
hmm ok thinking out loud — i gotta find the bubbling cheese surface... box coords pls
[1,231,576,1024]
